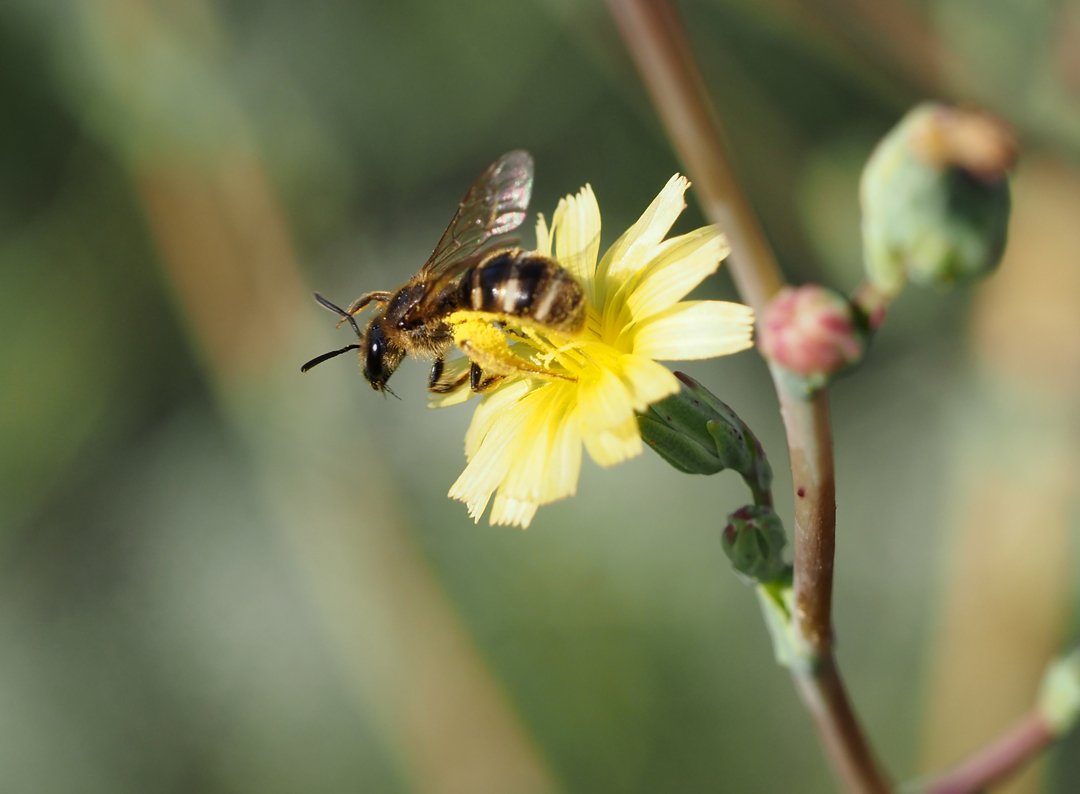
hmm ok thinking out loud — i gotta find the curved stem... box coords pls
[917,711,1055,794]
[794,655,890,794]
[606,2,889,792]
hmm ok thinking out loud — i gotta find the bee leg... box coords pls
[428,357,470,394]
[469,363,503,393]
[457,336,574,384]
[330,291,391,330]
[346,291,392,316]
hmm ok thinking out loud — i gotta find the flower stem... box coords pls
[779,388,836,647]
[794,655,890,794]
[604,0,783,317]
[607,2,889,791]
[916,711,1055,794]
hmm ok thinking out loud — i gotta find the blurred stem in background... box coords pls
[917,160,1080,794]
[58,1,557,792]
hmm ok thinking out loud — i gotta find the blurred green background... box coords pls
[2,1,1078,792]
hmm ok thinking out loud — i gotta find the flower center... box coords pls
[448,308,621,385]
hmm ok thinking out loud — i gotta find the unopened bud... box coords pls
[861,103,1013,296]
[759,285,867,387]
[638,373,772,501]
[722,505,788,583]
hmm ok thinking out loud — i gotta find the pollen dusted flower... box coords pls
[434,175,755,527]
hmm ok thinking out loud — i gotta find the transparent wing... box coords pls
[420,150,534,279]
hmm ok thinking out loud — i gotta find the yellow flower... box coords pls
[435,175,755,527]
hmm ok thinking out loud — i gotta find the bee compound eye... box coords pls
[363,326,386,384]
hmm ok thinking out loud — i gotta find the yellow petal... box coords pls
[427,387,474,409]
[535,214,551,257]
[577,366,635,433]
[452,383,581,528]
[550,185,601,289]
[462,379,533,458]
[596,174,689,295]
[449,457,499,523]
[452,385,542,521]
[543,401,582,501]
[501,388,563,500]
[454,407,520,493]
[490,495,538,528]
[632,301,755,360]
[625,226,730,321]
[583,414,643,467]
[501,387,580,506]
[617,354,680,411]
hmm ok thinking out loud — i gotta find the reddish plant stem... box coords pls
[606,2,888,792]
[783,389,836,649]
[783,395,888,794]
[794,655,889,794]
[920,711,1056,794]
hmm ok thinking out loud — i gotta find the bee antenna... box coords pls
[382,384,401,400]
[300,344,361,372]
[313,292,363,338]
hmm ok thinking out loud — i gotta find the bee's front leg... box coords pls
[345,291,392,317]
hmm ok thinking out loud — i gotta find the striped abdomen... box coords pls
[451,249,585,332]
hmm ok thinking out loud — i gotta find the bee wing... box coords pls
[420,150,534,279]
[405,251,489,323]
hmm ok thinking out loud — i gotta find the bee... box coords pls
[301,151,586,395]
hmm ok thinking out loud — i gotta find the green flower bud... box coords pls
[637,412,727,475]
[638,373,772,502]
[722,505,788,583]
[861,103,1014,296]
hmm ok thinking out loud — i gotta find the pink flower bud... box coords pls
[759,286,865,378]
